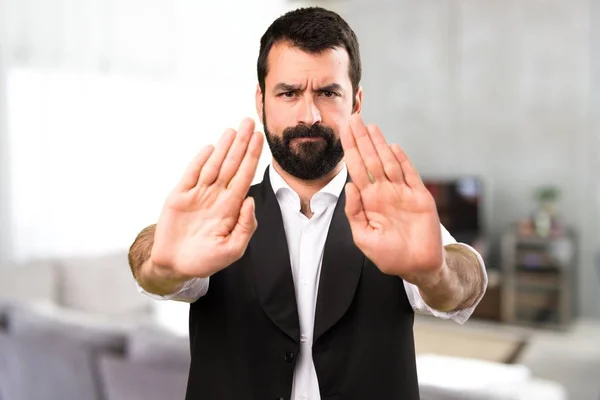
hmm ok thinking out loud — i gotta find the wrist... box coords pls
[408,248,448,290]
[416,262,458,312]
[152,260,193,285]
[140,259,192,295]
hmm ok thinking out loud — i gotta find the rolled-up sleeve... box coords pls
[137,277,210,303]
[403,224,488,325]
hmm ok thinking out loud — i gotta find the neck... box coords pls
[272,160,344,213]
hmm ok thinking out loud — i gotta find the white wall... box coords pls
[0,0,299,262]
[0,0,303,334]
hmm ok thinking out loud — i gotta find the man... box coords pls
[128,6,487,400]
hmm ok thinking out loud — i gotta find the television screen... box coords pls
[423,177,483,245]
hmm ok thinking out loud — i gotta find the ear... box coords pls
[353,86,363,114]
[255,84,264,124]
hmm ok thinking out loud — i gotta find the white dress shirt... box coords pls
[140,163,488,400]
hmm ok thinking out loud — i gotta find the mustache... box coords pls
[282,123,335,142]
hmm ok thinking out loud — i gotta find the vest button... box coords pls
[284,352,295,362]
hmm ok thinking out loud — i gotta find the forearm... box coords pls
[128,224,191,296]
[416,244,484,312]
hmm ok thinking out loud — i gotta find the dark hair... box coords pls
[257,7,362,96]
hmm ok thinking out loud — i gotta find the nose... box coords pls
[297,96,322,126]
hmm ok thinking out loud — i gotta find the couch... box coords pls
[416,353,567,400]
[0,252,567,400]
[0,251,191,400]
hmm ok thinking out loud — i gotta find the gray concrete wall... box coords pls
[323,0,599,318]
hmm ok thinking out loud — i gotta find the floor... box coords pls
[414,320,526,363]
[416,315,600,399]
[516,319,600,400]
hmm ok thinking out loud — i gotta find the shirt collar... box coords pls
[268,162,348,213]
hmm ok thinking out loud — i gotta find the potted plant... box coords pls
[532,185,560,237]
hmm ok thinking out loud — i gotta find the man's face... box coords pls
[256,42,362,180]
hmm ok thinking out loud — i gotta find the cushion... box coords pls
[484,378,567,400]
[417,354,533,400]
[127,326,190,370]
[0,330,107,400]
[98,354,188,400]
[11,299,153,331]
[6,302,127,354]
[0,332,10,399]
[54,251,153,315]
[0,260,57,304]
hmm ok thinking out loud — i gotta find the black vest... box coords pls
[185,168,420,400]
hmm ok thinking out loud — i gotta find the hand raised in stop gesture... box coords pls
[151,118,264,278]
[341,114,444,286]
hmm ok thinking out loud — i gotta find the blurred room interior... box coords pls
[0,0,598,399]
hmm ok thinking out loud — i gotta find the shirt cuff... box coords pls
[136,277,210,303]
[404,242,488,325]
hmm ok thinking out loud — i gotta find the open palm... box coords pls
[151,118,264,278]
[340,114,444,284]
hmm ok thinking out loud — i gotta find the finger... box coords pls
[228,196,258,258]
[177,144,215,191]
[344,182,368,229]
[367,124,405,184]
[197,127,237,186]
[216,119,257,186]
[340,123,371,190]
[199,118,256,186]
[227,131,265,197]
[349,114,386,181]
[389,144,423,188]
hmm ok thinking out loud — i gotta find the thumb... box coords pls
[229,196,257,251]
[344,182,367,228]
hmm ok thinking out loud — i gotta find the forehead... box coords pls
[265,42,351,87]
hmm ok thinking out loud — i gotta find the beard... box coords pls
[263,110,344,181]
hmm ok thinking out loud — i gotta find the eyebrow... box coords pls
[318,83,344,93]
[273,82,344,93]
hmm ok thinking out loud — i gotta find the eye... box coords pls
[279,91,296,98]
[320,91,338,98]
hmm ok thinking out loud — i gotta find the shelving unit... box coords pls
[500,227,577,329]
